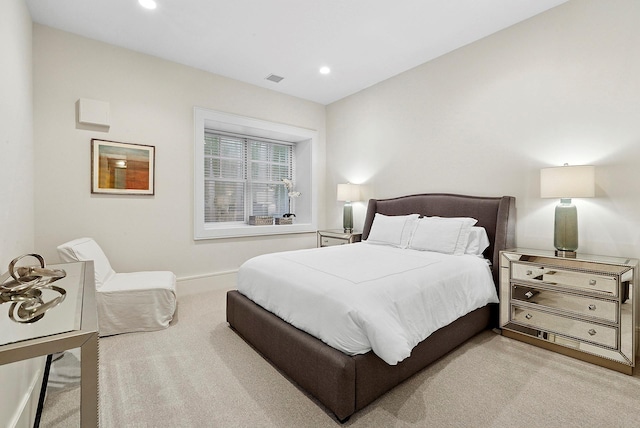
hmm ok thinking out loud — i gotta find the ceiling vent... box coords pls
[265,74,285,83]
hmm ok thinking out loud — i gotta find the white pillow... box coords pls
[465,226,490,256]
[366,213,420,248]
[408,216,478,255]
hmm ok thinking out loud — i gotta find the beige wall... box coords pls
[327,0,640,260]
[33,1,640,271]
[1,0,34,263]
[0,2,44,428]
[32,25,326,279]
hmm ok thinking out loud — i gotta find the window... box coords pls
[194,108,317,239]
[204,132,293,223]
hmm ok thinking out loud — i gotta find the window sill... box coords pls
[194,222,316,240]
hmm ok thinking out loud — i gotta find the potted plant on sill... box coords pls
[281,178,301,222]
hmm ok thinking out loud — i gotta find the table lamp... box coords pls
[337,183,361,233]
[540,164,595,258]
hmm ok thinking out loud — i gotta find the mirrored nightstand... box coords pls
[317,230,362,248]
[499,248,637,375]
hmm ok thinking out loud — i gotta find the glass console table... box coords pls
[0,261,98,427]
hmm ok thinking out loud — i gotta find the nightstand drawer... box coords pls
[511,262,618,296]
[511,284,618,323]
[321,236,349,247]
[511,305,617,349]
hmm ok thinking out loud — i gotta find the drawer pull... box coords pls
[526,270,533,276]
[588,329,597,336]
[524,291,534,299]
[525,313,533,320]
[589,279,597,285]
[588,304,596,311]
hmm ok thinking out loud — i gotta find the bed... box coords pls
[226,193,516,422]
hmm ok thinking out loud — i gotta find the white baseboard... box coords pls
[176,270,238,297]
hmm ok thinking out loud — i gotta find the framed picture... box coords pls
[91,139,155,195]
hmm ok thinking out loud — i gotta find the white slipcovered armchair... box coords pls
[57,237,177,336]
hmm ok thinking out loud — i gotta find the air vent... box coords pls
[265,74,285,83]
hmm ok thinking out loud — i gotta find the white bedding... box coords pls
[237,242,498,365]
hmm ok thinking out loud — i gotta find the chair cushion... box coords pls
[57,237,116,289]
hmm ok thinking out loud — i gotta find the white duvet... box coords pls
[237,242,498,365]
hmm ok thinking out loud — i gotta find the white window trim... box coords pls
[194,107,317,239]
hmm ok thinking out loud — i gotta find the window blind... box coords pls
[204,130,293,223]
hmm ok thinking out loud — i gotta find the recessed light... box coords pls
[319,66,331,75]
[139,0,157,10]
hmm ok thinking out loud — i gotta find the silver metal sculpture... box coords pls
[0,254,66,323]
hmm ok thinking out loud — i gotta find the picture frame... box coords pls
[91,139,155,195]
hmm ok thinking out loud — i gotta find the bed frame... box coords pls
[227,193,516,422]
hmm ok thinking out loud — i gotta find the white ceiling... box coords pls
[26,0,568,105]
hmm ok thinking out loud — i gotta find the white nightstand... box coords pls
[317,230,362,248]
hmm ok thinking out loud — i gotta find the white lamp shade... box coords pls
[540,165,595,199]
[337,183,361,202]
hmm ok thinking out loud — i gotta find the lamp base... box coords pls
[343,202,353,234]
[554,198,579,257]
[555,250,577,258]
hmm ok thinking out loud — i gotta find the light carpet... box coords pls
[41,285,640,427]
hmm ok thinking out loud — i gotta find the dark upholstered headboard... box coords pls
[362,193,516,283]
